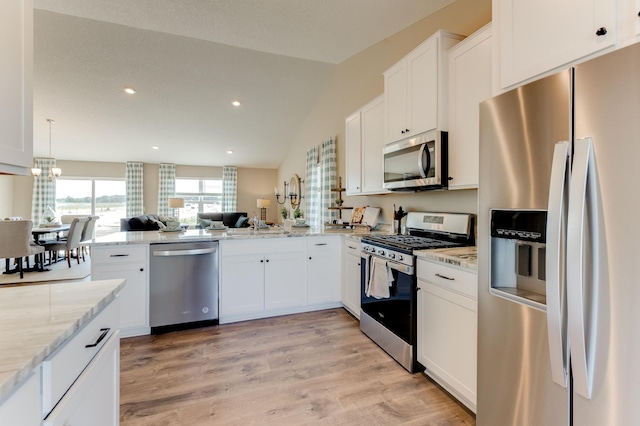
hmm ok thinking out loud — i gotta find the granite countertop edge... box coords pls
[414,246,478,272]
[0,279,126,401]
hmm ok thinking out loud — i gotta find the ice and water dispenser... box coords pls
[490,210,548,310]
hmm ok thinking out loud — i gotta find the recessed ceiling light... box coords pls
[152,145,159,150]
[226,150,234,154]
[232,101,241,107]
[124,87,136,94]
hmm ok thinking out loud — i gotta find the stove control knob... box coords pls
[377,249,385,256]
[398,254,404,261]
[389,253,395,259]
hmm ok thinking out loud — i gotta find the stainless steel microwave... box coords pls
[383,131,448,191]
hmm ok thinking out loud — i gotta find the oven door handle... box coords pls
[386,260,414,275]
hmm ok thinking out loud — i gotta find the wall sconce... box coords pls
[257,199,271,221]
[275,174,303,208]
[168,197,185,221]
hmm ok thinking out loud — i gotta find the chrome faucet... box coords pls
[251,211,260,231]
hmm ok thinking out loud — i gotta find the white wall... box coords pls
[277,0,491,224]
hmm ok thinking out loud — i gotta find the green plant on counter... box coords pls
[44,216,54,223]
[293,208,302,219]
[281,207,288,219]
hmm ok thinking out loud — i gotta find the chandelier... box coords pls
[31,118,62,181]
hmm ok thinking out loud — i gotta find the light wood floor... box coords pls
[120,308,475,425]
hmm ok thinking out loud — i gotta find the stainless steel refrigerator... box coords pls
[477,42,640,425]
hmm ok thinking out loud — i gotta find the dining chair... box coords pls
[0,220,44,278]
[80,216,99,261]
[43,217,89,268]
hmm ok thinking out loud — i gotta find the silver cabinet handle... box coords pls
[110,254,129,257]
[314,243,327,246]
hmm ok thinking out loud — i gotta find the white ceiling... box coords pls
[32,0,455,168]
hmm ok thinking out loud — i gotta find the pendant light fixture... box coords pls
[31,118,62,180]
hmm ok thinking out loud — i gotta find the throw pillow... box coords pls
[235,216,248,228]
[149,218,166,229]
[198,218,212,228]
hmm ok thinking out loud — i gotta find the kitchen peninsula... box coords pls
[90,227,346,336]
[0,279,125,425]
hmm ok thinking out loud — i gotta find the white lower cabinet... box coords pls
[417,258,477,412]
[340,238,361,318]
[91,245,149,337]
[43,331,120,426]
[220,237,342,323]
[306,236,340,305]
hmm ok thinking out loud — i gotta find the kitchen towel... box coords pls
[367,256,393,299]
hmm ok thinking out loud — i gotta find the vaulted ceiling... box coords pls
[33,0,455,168]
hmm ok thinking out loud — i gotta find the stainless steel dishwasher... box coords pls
[149,241,218,332]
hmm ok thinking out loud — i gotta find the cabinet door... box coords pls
[447,25,492,190]
[43,332,120,426]
[384,60,408,143]
[92,263,148,336]
[307,249,340,305]
[0,0,33,175]
[407,39,438,136]
[497,0,616,88]
[264,251,307,310]
[418,280,477,411]
[343,253,361,318]
[220,253,265,315]
[345,111,362,195]
[360,96,387,194]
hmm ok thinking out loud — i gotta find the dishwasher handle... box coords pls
[152,247,217,257]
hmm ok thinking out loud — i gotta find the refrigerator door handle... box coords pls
[567,137,598,399]
[546,141,570,388]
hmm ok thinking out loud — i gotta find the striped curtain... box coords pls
[320,137,337,224]
[305,146,320,228]
[31,157,56,224]
[222,166,237,212]
[158,163,176,216]
[126,162,144,217]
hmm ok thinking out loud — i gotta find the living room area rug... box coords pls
[0,259,91,286]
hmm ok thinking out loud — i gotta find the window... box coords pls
[56,179,126,237]
[175,178,223,224]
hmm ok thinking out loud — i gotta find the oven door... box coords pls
[361,254,416,344]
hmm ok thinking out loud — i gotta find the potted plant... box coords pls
[293,208,302,219]
[335,198,344,207]
[281,207,288,220]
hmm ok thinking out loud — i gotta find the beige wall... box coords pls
[278,0,491,224]
[2,160,278,224]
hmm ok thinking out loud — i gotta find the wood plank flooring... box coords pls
[120,308,475,425]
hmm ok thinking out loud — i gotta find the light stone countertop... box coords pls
[0,279,125,401]
[415,246,478,271]
[90,226,386,246]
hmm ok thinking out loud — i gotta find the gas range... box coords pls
[361,212,474,268]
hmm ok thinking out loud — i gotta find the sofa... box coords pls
[119,212,250,231]
[196,212,249,229]
[120,214,166,231]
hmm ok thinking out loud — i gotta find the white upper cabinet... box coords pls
[494,0,617,89]
[345,95,388,196]
[447,24,493,190]
[345,111,362,194]
[384,30,464,144]
[0,0,33,175]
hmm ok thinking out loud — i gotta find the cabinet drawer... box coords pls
[417,259,477,299]
[342,238,361,256]
[221,238,306,255]
[92,245,147,264]
[307,235,339,251]
[42,300,118,415]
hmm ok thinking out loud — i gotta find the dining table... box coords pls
[31,224,70,244]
